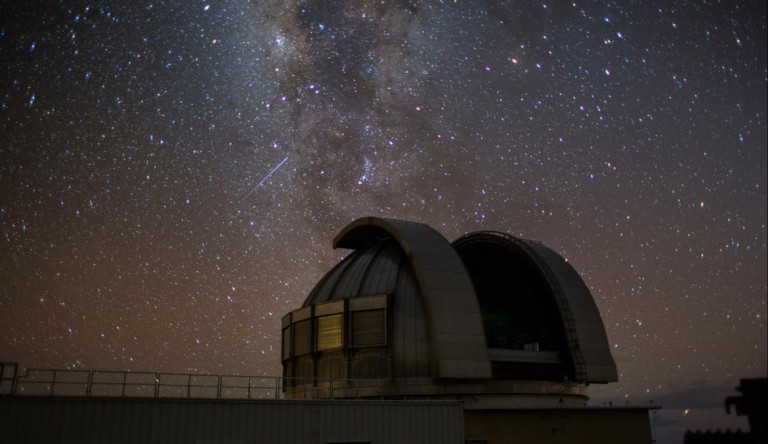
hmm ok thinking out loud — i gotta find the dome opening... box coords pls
[457,242,565,353]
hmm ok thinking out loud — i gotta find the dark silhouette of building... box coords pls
[685,378,767,444]
[281,217,654,443]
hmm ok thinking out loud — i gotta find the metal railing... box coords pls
[2,362,587,403]
[0,362,384,401]
[1,362,281,399]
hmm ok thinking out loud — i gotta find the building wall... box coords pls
[464,408,654,444]
[0,397,464,444]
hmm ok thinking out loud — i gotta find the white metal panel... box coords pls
[0,397,465,444]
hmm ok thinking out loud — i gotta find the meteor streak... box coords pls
[245,156,289,199]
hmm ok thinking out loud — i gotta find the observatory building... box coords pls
[281,217,617,406]
[280,217,651,442]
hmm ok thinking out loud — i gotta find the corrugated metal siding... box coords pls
[0,398,464,444]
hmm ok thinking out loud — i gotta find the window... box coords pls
[282,327,291,360]
[293,320,311,355]
[316,314,343,351]
[352,309,386,347]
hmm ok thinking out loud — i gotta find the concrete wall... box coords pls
[464,407,654,444]
[0,397,464,444]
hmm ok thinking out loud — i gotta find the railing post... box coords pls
[12,364,18,396]
[121,372,126,397]
[187,374,191,398]
[154,373,160,398]
[86,371,93,397]
[50,370,56,396]
[217,375,222,399]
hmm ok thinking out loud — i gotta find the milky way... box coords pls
[1,1,765,442]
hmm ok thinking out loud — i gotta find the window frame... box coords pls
[351,309,387,348]
[349,295,388,349]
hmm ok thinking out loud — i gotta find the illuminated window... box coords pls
[352,310,385,347]
[316,314,343,351]
[282,327,291,360]
[294,320,311,355]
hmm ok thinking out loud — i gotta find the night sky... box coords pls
[1,1,765,442]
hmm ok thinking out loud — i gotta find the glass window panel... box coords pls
[316,314,343,351]
[353,310,385,347]
[294,320,311,355]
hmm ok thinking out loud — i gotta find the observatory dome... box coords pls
[281,217,617,405]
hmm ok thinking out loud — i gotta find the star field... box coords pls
[1,2,765,442]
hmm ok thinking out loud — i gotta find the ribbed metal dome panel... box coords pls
[304,239,405,305]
